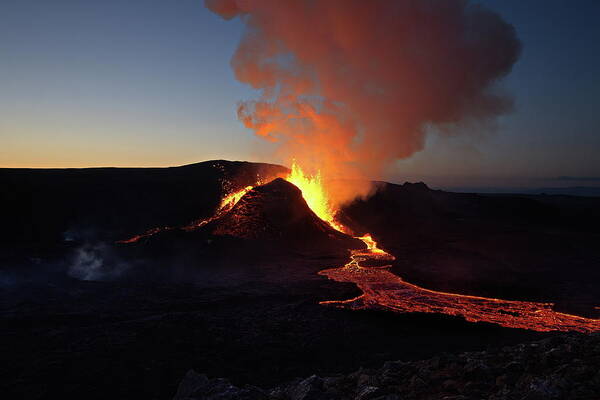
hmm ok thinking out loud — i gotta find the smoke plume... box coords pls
[206,0,521,205]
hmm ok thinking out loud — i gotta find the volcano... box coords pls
[126,177,363,262]
[209,178,359,249]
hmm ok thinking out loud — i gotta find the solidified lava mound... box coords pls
[209,178,361,251]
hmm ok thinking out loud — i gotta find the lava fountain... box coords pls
[284,162,348,233]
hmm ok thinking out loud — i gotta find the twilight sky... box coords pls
[1,0,599,188]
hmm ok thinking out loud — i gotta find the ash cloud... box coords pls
[206,0,521,204]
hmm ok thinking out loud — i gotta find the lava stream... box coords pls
[318,233,600,333]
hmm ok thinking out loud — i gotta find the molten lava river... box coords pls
[319,233,600,333]
[120,166,600,334]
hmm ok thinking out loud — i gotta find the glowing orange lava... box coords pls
[182,184,260,231]
[117,226,174,244]
[356,233,388,255]
[284,162,347,233]
[219,185,255,211]
[117,184,259,243]
[319,233,600,333]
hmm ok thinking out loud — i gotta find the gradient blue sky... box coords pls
[1,0,599,188]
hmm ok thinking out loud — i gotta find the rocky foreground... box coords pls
[174,333,600,400]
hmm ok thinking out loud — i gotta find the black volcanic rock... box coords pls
[175,333,600,400]
[209,178,361,251]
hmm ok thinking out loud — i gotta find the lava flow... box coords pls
[285,165,600,333]
[318,235,600,333]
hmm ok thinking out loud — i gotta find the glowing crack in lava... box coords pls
[183,184,257,230]
[117,183,258,244]
[286,164,600,333]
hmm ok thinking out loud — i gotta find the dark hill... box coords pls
[211,178,358,248]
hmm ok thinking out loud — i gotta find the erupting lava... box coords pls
[356,234,389,256]
[284,162,347,233]
[219,185,255,210]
